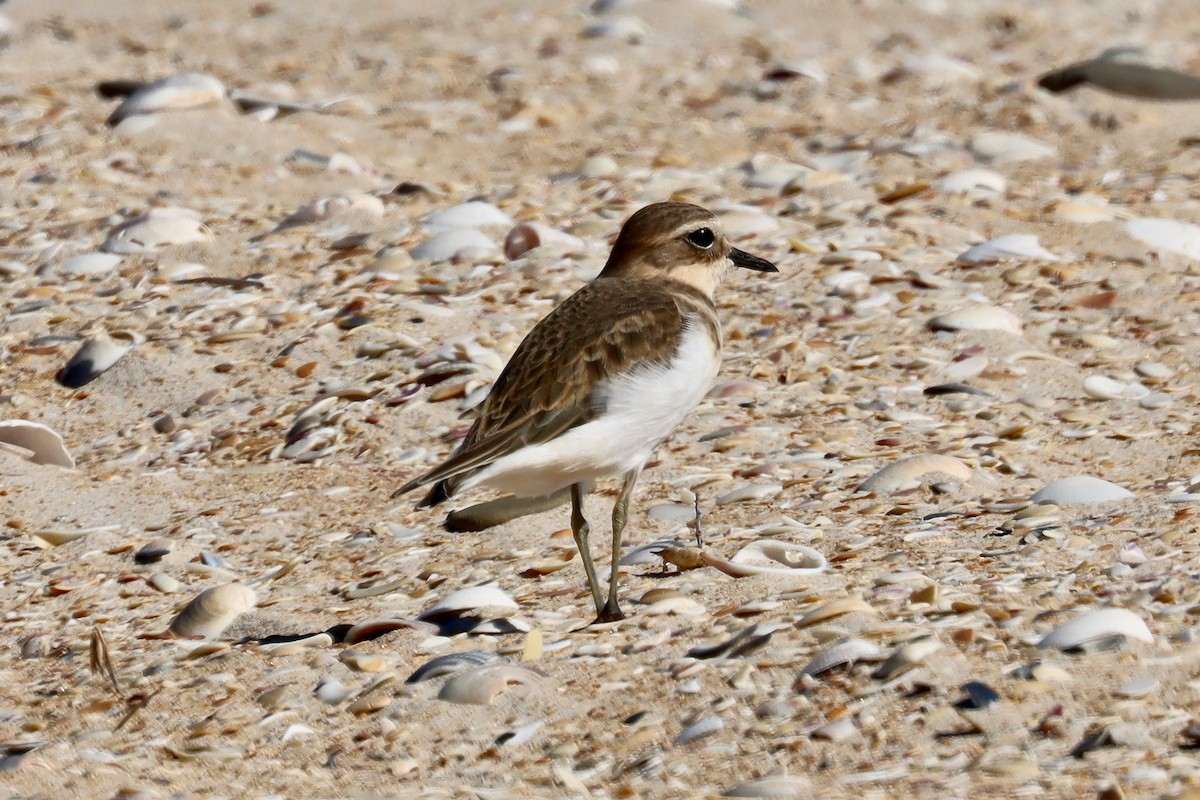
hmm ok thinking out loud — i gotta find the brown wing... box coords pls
[391,277,693,504]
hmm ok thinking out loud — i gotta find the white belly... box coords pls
[461,320,719,497]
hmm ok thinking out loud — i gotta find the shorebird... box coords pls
[393,202,777,622]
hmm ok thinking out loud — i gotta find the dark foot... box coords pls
[593,600,625,624]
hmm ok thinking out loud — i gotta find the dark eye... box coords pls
[685,227,715,249]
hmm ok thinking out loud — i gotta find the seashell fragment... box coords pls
[1082,375,1149,401]
[422,201,512,231]
[928,305,1022,335]
[437,664,541,705]
[101,208,209,254]
[267,192,384,235]
[702,539,826,579]
[795,596,875,628]
[342,618,438,644]
[811,716,858,741]
[57,332,139,388]
[0,420,75,467]
[503,223,589,260]
[168,583,256,639]
[410,228,496,261]
[934,169,1006,195]
[59,253,123,277]
[723,776,813,798]
[797,638,883,678]
[873,636,942,680]
[969,131,1056,164]
[406,650,507,683]
[675,715,724,744]
[106,73,226,126]
[687,623,779,659]
[715,483,783,505]
[582,16,647,43]
[1029,476,1132,505]
[1036,607,1153,651]
[1123,217,1200,260]
[856,454,972,494]
[419,584,518,620]
[956,235,1059,265]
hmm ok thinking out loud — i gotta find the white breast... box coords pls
[462,319,720,498]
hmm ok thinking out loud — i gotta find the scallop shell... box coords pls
[101,207,210,253]
[0,420,75,467]
[797,638,883,678]
[168,583,256,639]
[928,305,1023,335]
[856,454,972,494]
[1036,607,1153,651]
[106,73,226,126]
[57,332,139,389]
[1029,476,1132,505]
[437,664,541,705]
[702,539,826,579]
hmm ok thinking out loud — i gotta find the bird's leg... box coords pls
[571,483,604,613]
[692,491,704,548]
[597,469,640,622]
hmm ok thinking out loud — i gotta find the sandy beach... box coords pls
[2,0,1200,797]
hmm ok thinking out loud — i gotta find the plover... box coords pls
[393,202,777,622]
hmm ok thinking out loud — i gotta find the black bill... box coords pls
[729,247,778,273]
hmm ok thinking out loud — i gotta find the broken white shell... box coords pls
[106,73,226,126]
[797,638,883,678]
[1030,476,1132,505]
[101,207,210,254]
[59,252,123,277]
[0,420,75,467]
[57,332,140,388]
[269,192,384,234]
[168,583,256,639]
[969,131,1056,164]
[419,584,518,620]
[437,664,541,705]
[928,305,1023,335]
[857,454,972,494]
[873,636,943,680]
[723,776,812,798]
[1082,375,1150,401]
[1123,217,1200,260]
[956,234,1059,265]
[934,168,1007,195]
[422,201,512,231]
[702,539,826,579]
[410,228,496,261]
[1036,607,1153,650]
